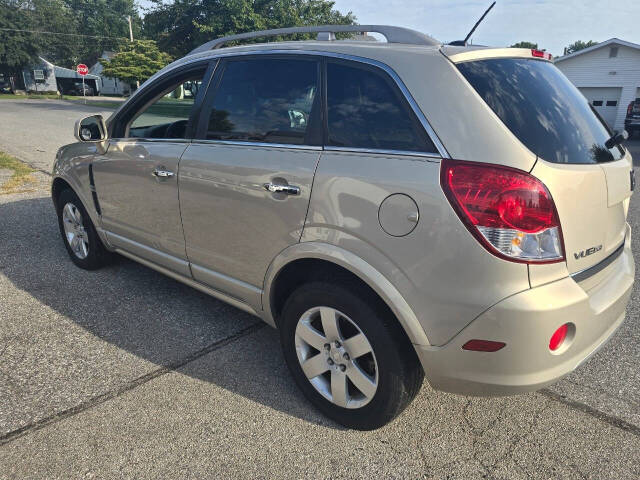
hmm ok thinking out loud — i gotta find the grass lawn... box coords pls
[0,151,37,194]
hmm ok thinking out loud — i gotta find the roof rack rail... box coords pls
[189,25,440,55]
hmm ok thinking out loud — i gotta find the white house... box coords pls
[554,38,640,131]
[22,57,101,94]
[90,52,132,96]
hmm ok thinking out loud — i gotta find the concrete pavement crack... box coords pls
[539,388,640,437]
[0,322,264,447]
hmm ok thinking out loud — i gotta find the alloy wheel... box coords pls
[294,306,379,409]
[62,202,89,259]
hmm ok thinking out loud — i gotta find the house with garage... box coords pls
[22,57,101,95]
[554,38,640,131]
[90,52,132,96]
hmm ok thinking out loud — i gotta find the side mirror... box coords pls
[75,115,107,142]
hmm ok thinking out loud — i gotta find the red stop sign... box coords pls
[76,64,89,76]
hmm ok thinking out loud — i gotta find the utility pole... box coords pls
[127,15,140,89]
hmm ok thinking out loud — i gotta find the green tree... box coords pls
[565,40,598,55]
[0,1,41,77]
[511,41,538,49]
[60,0,141,67]
[101,39,172,86]
[143,0,356,58]
[0,0,141,75]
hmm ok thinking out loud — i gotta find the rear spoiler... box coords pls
[442,47,553,63]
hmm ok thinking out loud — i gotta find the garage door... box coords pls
[579,87,622,129]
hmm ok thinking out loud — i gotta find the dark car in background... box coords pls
[625,98,640,138]
[0,76,13,94]
[68,82,95,96]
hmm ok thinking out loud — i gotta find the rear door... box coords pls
[454,54,633,274]
[178,55,322,303]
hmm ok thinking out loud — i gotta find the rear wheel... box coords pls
[280,281,424,430]
[56,189,112,270]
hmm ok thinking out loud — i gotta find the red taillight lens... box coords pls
[629,102,634,115]
[441,159,564,263]
[549,324,569,351]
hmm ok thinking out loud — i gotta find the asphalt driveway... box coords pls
[0,100,638,478]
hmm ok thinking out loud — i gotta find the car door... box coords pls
[92,61,213,276]
[178,55,322,305]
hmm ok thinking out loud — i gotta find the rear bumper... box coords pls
[416,226,635,396]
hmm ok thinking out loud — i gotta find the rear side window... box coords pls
[457,58,623,164]
[326,62,435,153]
[206,58,319,145]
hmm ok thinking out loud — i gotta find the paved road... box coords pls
[0,101,639,478]
[0,99,116,173]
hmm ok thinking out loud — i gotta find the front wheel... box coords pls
[56,189,112,270]
[280,281,424,430]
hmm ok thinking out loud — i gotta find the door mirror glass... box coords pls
[75,115,106,142]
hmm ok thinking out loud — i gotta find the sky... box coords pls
[136,0,640,57]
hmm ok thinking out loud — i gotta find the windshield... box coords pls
[457,58,623,164]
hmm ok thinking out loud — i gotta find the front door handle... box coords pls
[263,182,300,196]
[152,168,175,178]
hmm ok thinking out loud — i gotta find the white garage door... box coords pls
[579,87,621,129]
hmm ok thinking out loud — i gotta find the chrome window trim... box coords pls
[186,140,439,159]
[155,49,448,157]
[190,139,322,151]
[108,138,192,144]
[324,145,440,161]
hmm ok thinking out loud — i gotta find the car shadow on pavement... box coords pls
[0,195,337,429]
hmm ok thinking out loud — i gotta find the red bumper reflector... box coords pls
[462,339,506,352]
[549,324,569,351]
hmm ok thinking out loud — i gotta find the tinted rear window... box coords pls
[457,58,622,164]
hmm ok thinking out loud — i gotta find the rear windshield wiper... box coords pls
[605,130,628,149]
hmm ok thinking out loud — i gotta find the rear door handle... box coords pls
[152,168,175,178]
[263,182,300,195]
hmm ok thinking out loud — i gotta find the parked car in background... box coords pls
[625,98,640,138]
[68,82,95,96]
[51,25,635,430]
[0,76,12,94]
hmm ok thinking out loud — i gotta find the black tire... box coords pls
[56,188,112,270]
[280,281,424,430]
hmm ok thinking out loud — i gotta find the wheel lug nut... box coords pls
[339,364,346,372]
[343,353,350,361]
[327,358,334,365]
[324,343,330,350]
[334,341,341,348]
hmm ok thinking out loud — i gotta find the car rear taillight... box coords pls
[441,159,565,264]
[628,102,634,116]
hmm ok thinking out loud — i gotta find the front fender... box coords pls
[262,241,431,346]
[52,142,110,247]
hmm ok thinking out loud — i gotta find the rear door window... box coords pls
[326,61,436,153]
[204,57,320,145]
[457,58,623,164]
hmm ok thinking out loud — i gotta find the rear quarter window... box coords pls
[456,58,623,164]
[326,61,436,153]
